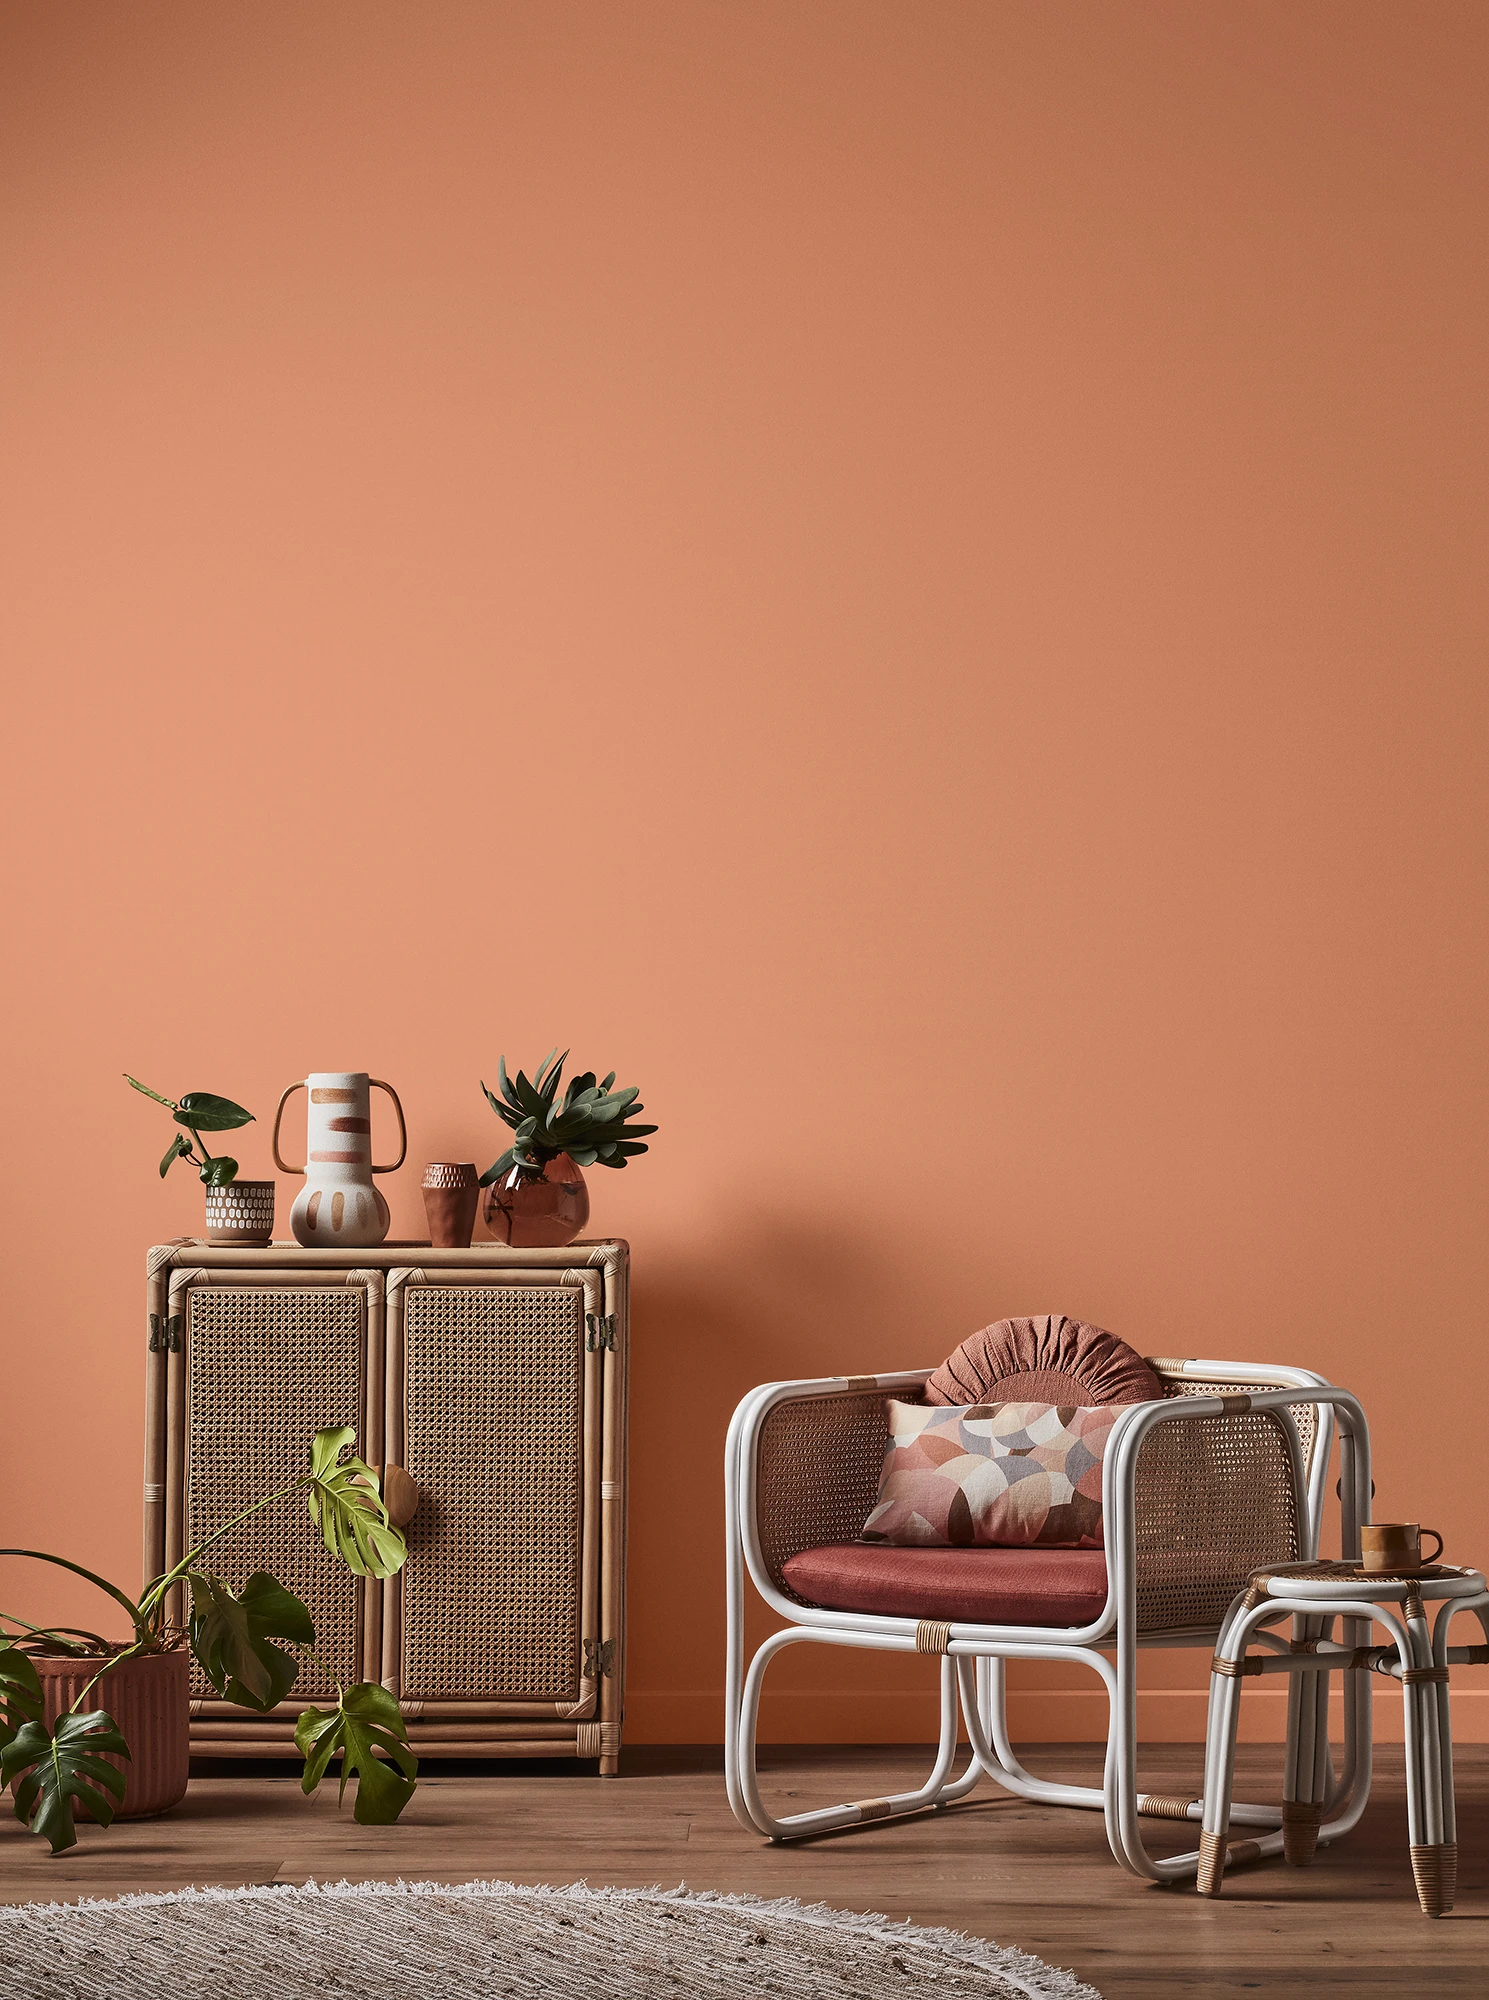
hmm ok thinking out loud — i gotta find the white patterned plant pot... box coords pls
[204,1177,275,1245]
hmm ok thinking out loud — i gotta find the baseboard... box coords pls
[623,1687,1489,1745]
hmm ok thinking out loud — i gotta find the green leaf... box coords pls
[159,1133,193,1178]
[199,1155,239,1187]
[124,1074,178,1110]
[294,1682,417,1825]
[478,1149,515,1187]
[3,1710,129,1853]
[481,1079,520,1132]
[305,1430,408,1579]
[532,1048,565,1096]
[173,1093,255,1132]
[496,1056,521,1110]
[0,1645,43,1758]
[599,1072,616,1092]
[188,1570,313,1712]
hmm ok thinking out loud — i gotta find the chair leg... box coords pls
[1198,1661,1245,1895]
[1403,1593,1454,1917]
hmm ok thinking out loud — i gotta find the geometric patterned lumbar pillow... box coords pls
[860,1399,1119,1550]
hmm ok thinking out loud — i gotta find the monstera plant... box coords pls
[0,1428,416,1853]
[124,1073,255,1187]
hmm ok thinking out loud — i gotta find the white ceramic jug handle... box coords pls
[272,1081,307,1174]
[370,1079,407,1173]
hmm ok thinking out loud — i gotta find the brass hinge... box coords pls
[148,1313,183,1353]
[583,1638,616,1679]
[585,1313,617,1352]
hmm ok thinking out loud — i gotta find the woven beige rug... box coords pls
[0,1878,1102,1999]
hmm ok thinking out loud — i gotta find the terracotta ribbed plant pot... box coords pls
[32,1649,190,1820]
[482,1154,590,1248]
[422,1161,479,1248]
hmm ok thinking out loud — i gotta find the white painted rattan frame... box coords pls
[725,1359,1359,1883]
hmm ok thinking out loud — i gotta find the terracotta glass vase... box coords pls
[482,1154,589,1248]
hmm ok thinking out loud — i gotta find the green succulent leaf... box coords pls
[2,1710,130,1853]
[159,1133,194,1178]
[305,1429,408,1579]
[478,1148,516,1187]
[0,1645,43,1758]
[294,1681,417,1825]
[188,1570,313,1712]
[199,1155,239,1187]
[173,1093,255,1133]
[125,1074,178,1110]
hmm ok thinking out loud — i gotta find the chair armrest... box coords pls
[1103,1386,1369,1638]
[727,1372,928,1604]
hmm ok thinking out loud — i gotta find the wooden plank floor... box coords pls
[1,1744,1484,1997]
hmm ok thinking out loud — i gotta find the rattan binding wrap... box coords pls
[1410,1843,1457,1917]
[1282,1798,1324,1864]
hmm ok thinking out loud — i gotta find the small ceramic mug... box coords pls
[1360,1522,1444,1573]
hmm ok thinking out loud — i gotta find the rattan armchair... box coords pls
[725,1356,1373,1884]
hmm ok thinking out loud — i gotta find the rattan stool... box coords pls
[1199,1559,1489,1915]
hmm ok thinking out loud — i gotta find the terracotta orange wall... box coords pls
[2,2,1486,1745]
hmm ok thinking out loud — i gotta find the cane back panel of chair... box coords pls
[755,1390,890,1603]
[399,1284,585,1701]
[1132,1378,1311,1634]
[185,1286,366,1699]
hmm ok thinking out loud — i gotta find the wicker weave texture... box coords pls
[756,1390,889,1599]
[1132,1379,1304,1634]
[185,1286,365,1698]
[400,1285,584,1701]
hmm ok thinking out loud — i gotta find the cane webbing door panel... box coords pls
[146,1241,628,1767]
[181,1281,370,1698]
[388,1274,599,1707]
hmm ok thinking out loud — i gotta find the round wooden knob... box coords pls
[381,1464,420,1529]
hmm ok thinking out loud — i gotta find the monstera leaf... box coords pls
[188,1571,314,1712]
[2,1710,130,1853]
[0,1645,42,1757]
[295,1682,417,1825]
[305,1429,407,1579]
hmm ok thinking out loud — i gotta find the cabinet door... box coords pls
[384,1271,601,1709]
[171,1273,379,1699]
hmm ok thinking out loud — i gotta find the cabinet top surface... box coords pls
[147,1238,628,1274]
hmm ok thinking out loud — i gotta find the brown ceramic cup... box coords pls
[1360,1522,1444,1573]
[421,1162,480,1248]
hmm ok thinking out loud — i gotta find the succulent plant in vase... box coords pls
[479,1050,656,1247]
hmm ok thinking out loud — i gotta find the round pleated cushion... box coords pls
[924,1313,1161,1408]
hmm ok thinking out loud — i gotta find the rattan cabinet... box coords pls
[144,1240,628,1771]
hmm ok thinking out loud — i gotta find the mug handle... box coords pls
[272,1081,307,1173]
[370,1079,407,1173]
[1420,1528,1444,1564]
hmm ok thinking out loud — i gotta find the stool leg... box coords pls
[1283,1613,1329,1864]
[1400,1592,1454,1917]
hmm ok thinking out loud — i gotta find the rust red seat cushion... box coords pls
[925,1313,1160,1409]
[782,1541,1110,1627]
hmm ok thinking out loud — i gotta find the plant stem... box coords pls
[137,1478,306,1621]
[189,1125,215,1173]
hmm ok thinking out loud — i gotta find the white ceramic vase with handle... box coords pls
[272,1071,406,1247]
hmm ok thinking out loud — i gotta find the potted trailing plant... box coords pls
[124,1073,276,1243]
[0,1428,416,1853]
[479,1051,656,1247]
